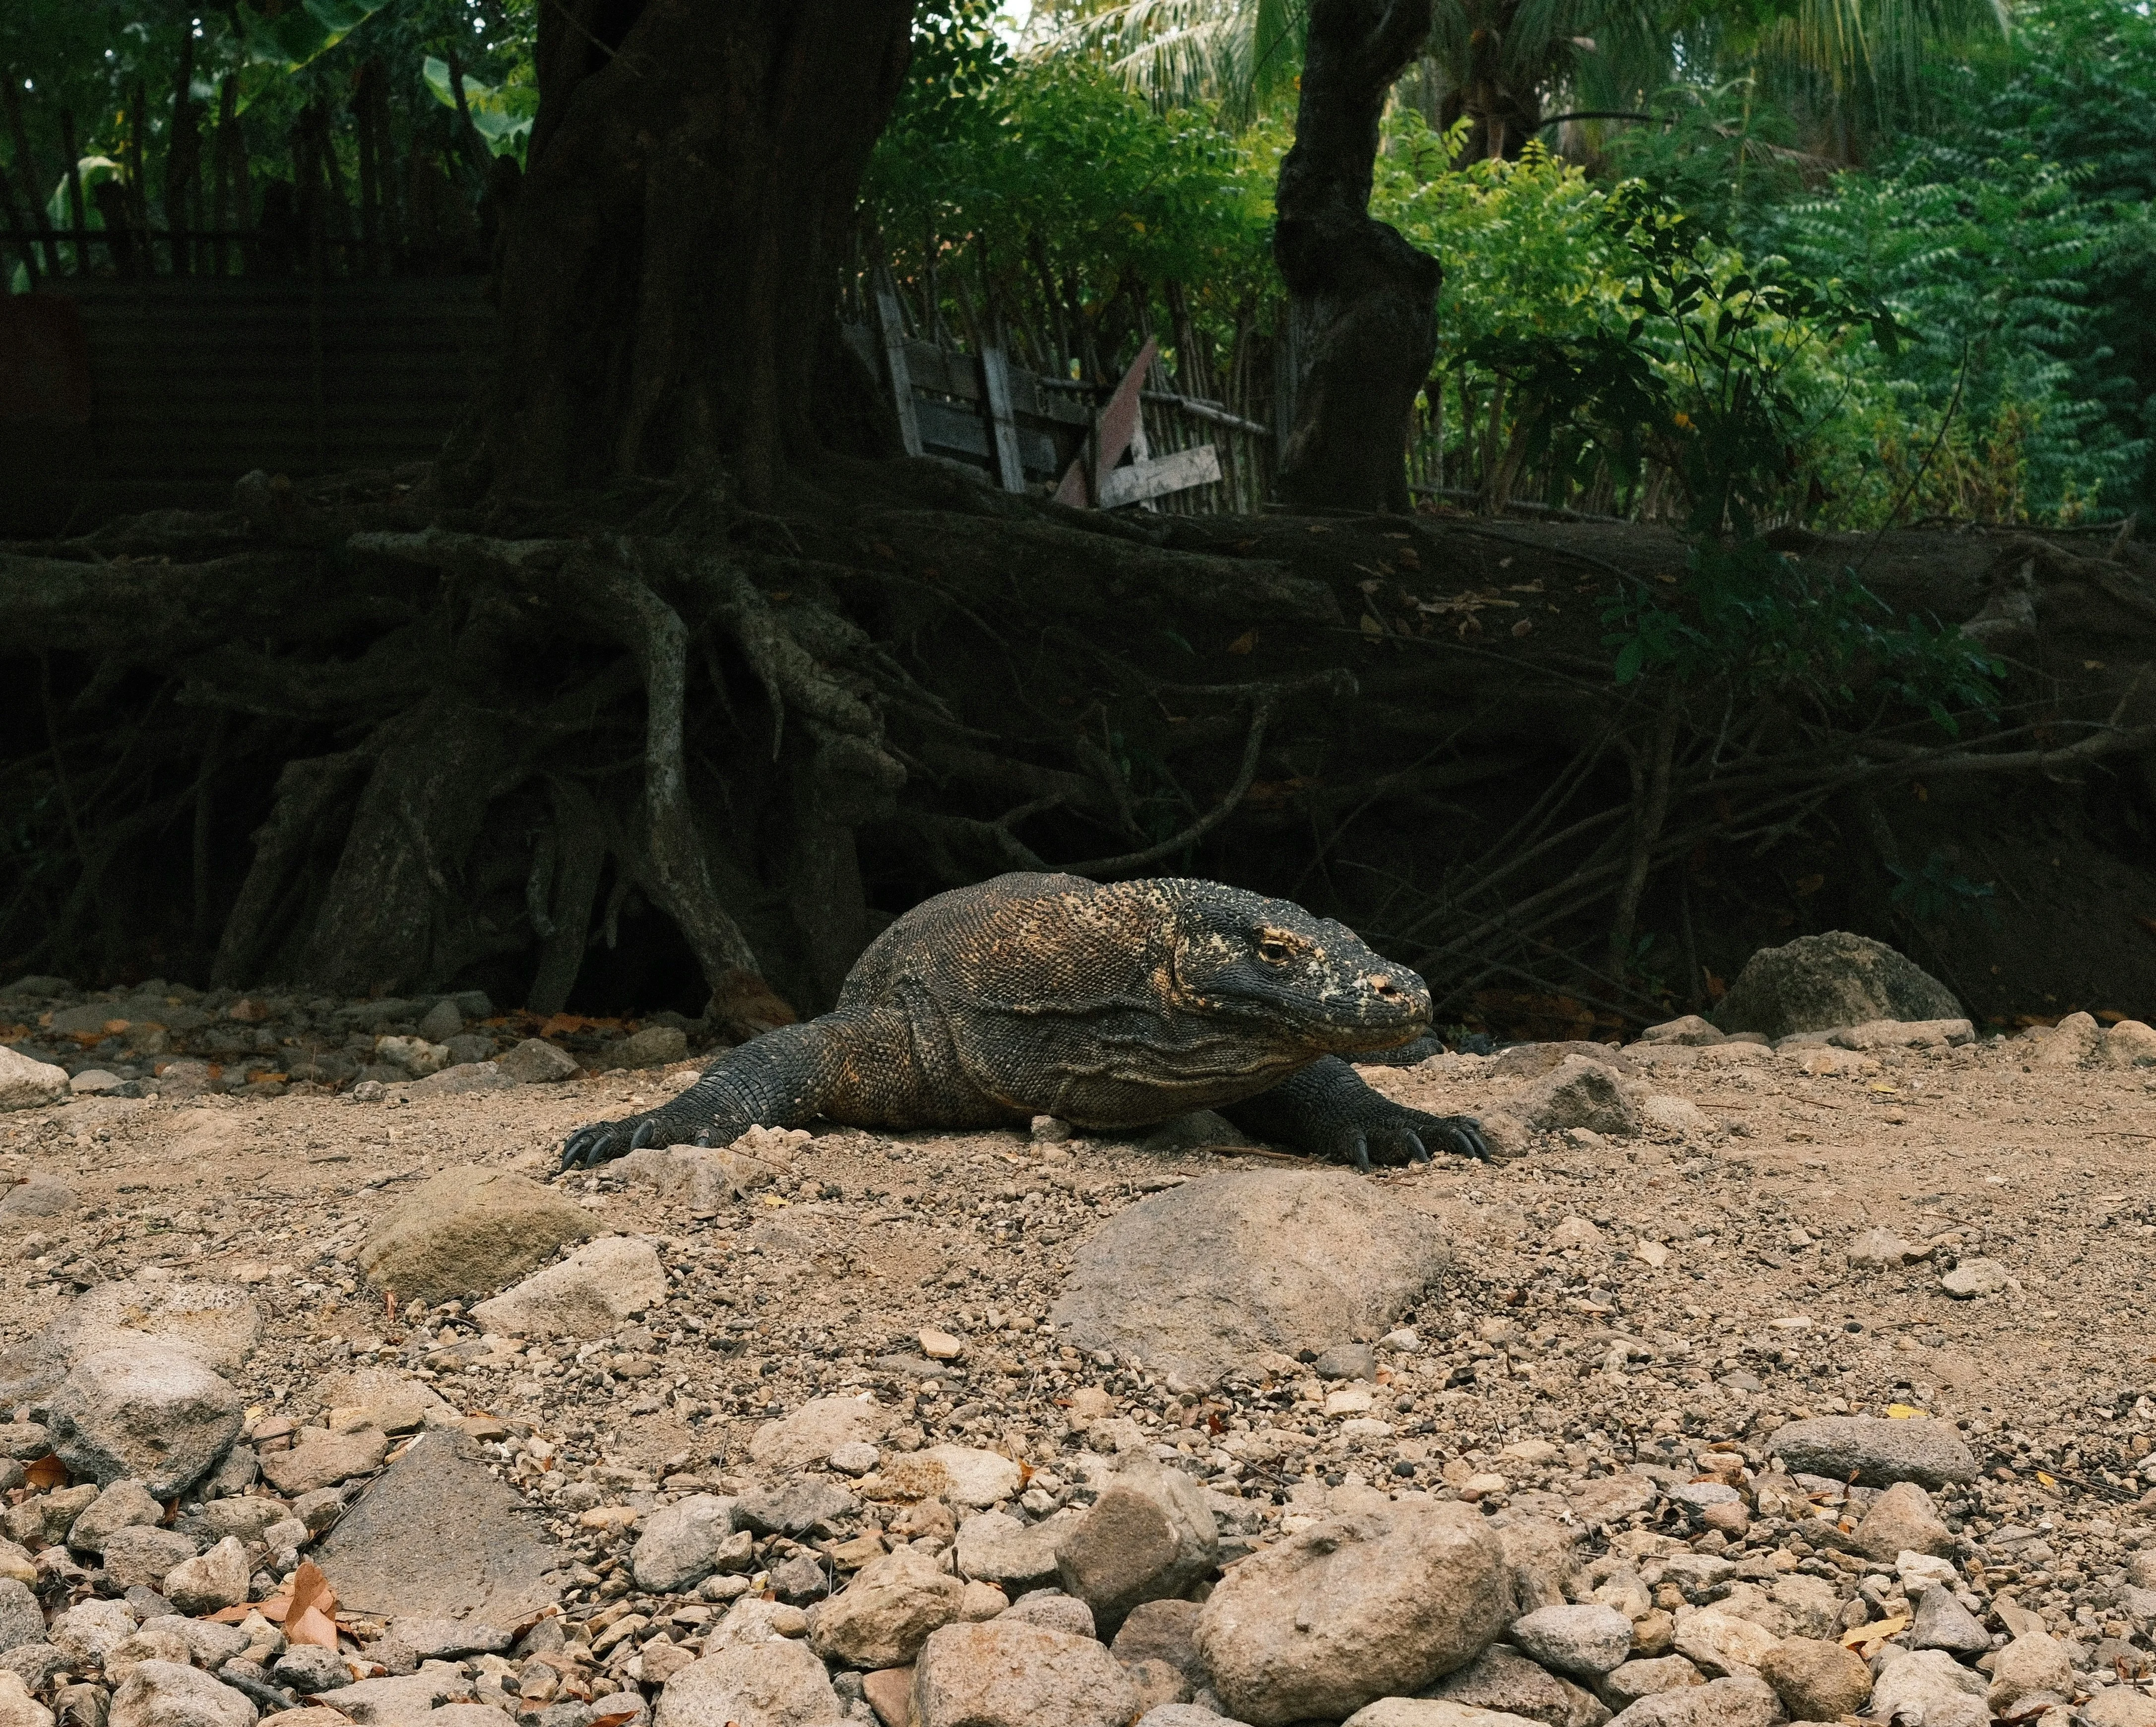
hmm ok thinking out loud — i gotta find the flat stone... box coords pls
[1869,1649,1988,1727]
[1345,1706,1550,1727]
[382,1618,511,1660]
[310,1366,450,1437]
[1430,1644,1612,1727]
[496,1040,579,1084]
[1053,1168,1453,1387]
[731,1479,856,1537]
[1671,1608,1779,1679]
[1846,1228,1915,1270]
[259,1426,387,1495]
[955,1510,1079,1593]
[1767,1416,1978,1488]
[108,1661,256,1727]
[1639,1017,1724,1046]
[1939,1259,2009,1299]
[747,1395,891,1473]
[878,1445,1021,1510]
[1604,1675,1783,1727]
[470,1236,666,1339]
[310,1431,560,1625]
[1195,1499,1511,1727]
[1001,1592,1094,1638]
[357,1169,597,1305]
[2085,1691,2156,1727]
[1597,1659,1706,1712]
[0,1175,76,1227]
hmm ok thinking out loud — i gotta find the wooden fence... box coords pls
[844,306,1277,515]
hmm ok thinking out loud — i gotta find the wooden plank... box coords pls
[914,397,1058,476]
[873,283,923,458]
[1097,442,1221,510]
[1056,337,1157,507]
[978,348,1026,493]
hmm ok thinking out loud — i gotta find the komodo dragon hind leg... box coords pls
[560,1018,844,1171]
[1219,1056,1490,1172]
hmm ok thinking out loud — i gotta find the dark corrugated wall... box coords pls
[0,277,496,535]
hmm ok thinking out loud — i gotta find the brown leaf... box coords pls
[23,1455,67,1491]
[285,1561,339,1648]
[1225,629,1257,655]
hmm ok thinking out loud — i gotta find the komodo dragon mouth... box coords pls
[560,872,1489,1172]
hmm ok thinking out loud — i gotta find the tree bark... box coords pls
[460,0,916,505]
[1273,0,1443,514]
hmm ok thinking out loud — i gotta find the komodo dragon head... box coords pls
[1162,881,1432,1058]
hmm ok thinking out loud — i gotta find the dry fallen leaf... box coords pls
[23,1455,67,1491]
[285,1561,340,1649]
[1225,629,1257,655]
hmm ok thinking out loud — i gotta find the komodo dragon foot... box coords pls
[1219,1055,1490,1171]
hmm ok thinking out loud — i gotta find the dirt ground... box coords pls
[1,1031,2151,1491]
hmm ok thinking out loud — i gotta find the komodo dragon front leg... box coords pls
[559,1004,941,1170]
[1220,1056,1491,1171]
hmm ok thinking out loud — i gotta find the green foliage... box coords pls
[1762,145,2145,521]
[420,53,534,157]
[867,38,1275,384]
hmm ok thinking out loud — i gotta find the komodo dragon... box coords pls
[559,872,1487,1171]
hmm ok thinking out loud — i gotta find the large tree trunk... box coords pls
[1273,0,1444,513]
[455,0,916,505]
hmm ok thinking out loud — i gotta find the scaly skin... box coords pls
[561,872,1486,1172]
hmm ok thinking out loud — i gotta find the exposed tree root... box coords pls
[5,467,2155,1035]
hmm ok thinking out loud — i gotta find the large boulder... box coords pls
[43,1344,243,1497]
[357,1169,597,1305]
[909,1620,1141,1727]
[469,1236,666,1339]
[1052,1169,1452,1385]
[1194,1499,1511,1726]
[1714,933,1959,1040]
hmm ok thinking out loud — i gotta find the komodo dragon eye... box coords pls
[1254,930,1302,965]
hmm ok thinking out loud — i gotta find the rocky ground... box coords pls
[0,971,2151,1727]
